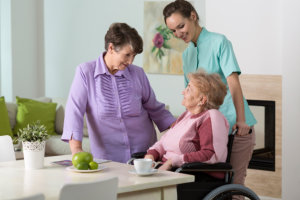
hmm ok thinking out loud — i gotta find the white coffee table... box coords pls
[0,155,195,200]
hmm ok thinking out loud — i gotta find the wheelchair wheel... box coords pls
[202,184,260,200]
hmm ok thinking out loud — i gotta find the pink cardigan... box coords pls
[147,109,229,168]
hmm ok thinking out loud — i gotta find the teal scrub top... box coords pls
[182,27,256,133]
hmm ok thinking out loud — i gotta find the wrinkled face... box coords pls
[182,80,200,110]
[166,12,198,43]
[110,44,136,74]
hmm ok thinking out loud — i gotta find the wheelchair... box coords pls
[127,129,260,200]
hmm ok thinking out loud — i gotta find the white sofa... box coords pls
[6,97,90,156]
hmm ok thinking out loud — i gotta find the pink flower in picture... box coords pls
[151,25,173,60]
[152,33,164,48]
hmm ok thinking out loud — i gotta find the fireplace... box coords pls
[239,75,281,197]
[247,99,275,171]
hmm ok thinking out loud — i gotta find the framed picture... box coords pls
[143,1,188,75]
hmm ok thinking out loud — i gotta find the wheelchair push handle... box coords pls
[232,128,252,135]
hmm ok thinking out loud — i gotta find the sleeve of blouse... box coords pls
[147,133,167,161]
[183,117,215,163]
[61,65,88,142]
[218,36,241,78]
[139,69,176,132]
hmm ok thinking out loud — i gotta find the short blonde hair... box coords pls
[188,70,227,110]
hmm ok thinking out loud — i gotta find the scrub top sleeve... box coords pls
[62,65,88,142]
[140,69,176,132]
[219,37,241,78]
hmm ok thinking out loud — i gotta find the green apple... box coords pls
[72,152,93,169]
[76,162,89,170]
[89,161,98,170]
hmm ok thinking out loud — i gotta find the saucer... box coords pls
[66,165,107,173]
[128,169,158,176]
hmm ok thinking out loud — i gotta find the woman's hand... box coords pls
[227,73,250,136]
[169,121,176,128]
[233,121,250,136]
[158,159,172,171]
[144,154,154,161]
[69,139,83,156]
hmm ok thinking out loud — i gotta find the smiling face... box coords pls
[166,12,199,44]
[107,43,136,74]
[182,80,200,111]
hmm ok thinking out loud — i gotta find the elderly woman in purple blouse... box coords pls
[61,23,176,163]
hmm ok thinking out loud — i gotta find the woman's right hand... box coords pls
[232,121,251,136]
[69,139,83,156]
[158,159,172,171]
[144,154,154,161]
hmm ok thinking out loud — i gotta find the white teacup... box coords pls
[133,158,158,174]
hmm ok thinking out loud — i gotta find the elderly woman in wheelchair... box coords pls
[145,70,228,175]
[129,70,260,200]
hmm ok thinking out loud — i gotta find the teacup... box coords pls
[133,158,158,174]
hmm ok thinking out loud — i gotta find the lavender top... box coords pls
[62,53,176,163]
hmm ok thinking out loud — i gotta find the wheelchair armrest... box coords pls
[175,162,232,173]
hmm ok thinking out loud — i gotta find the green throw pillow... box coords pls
[0,96,13,137]
[13,96,57,136]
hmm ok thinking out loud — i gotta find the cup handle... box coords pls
[152,161,161,168]
[126,158,135,165]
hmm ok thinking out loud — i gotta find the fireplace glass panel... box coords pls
[247,100,275,171]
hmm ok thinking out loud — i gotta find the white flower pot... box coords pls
[22,141,46,170]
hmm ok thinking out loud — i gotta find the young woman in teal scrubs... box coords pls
[163,0,257,189]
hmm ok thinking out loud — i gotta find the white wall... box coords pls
[0,0,44,101]
[44,0,144,98]
[281,0,300,199]
[0,0,13,100]
[205,0,281,75]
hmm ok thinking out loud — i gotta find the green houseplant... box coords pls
[18,121,50,169]
[18,121,50,142]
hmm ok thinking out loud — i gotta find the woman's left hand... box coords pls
[158,160,172,171]
[233,121,250,136]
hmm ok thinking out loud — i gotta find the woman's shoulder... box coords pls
[207,109,229,129]
[76,60,97,74]
[127,64,147,76]
[207,109,226,118]
[203,28,228,42]
[193,109,227,123]
[127,64,143,71]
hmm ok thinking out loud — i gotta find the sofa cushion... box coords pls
[13,96,57,136]
[0,96,13,137]
[45,135,90,156]
[52,98,88,136]
[6,97,52,130]
[53,98,66,135]
[6,102,17,129]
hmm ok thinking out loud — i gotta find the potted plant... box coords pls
[17,121,50,169]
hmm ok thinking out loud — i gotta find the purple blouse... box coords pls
[62,53,176,163]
